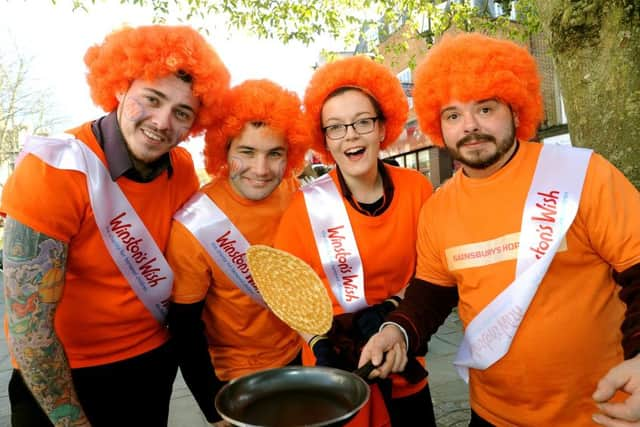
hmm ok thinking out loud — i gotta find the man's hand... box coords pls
[209,420,232,426]
[592,355,640,426]
[357,324,407,380]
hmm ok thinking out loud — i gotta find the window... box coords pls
[405,152,417,170]
[418,149,430,174]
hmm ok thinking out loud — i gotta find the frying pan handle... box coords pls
[353,353,387,380]
[353,361,376,380]
[352,353,428,384]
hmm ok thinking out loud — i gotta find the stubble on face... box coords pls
[120,96,190,149]
[447,121,516,170]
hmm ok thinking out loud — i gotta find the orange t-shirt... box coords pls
[1,122,199,368]
[167,178,302,381]
[416,141,640,426]
[274,166,433,399]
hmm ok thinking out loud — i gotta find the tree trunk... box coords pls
[534,0,640,188]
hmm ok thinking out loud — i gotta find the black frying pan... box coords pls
[215,365,374,427]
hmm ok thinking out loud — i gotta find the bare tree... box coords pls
[0,48,62,177]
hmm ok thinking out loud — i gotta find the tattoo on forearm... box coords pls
[3,217,88,425]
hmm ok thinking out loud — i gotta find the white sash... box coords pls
[17,135,173,323]
[454,144,592,382]
[173,192,265,306]
[302,174,367,312]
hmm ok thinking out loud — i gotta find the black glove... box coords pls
[353,296,402,341]
[310,335,341,367]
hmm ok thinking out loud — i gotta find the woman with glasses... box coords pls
[274,55,435,426]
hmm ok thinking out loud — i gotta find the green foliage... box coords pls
[55,1,541,48]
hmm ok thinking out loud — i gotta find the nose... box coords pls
[151,107,172,130]
[462,113,480,133]
[253,155,269,176]
[344,123,359,139]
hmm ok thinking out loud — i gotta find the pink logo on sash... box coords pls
[327,225,360,302]
[529,190,559,260]
[215,230,258,291]
[110,212,167,287]
[470,306,524,353]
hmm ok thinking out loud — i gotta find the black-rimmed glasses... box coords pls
[322,117,379,140]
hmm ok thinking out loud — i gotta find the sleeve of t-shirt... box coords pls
[273,191,322,268]
[414,197,457,286]
[169,147,200,208]
[1,154,87,242]
[167,220,213,303]
[577,153,640,272]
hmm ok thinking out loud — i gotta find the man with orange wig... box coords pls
[359,32,640,426]
[1,25,229,426]
[165,79,309,425]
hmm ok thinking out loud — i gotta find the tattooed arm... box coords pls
[3,217,91,427]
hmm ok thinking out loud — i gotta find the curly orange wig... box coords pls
[204,79,310,179]
[303,55,408,162]
[84,25,230,136]
[413,32,543,147]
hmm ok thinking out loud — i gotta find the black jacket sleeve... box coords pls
[167,301,225,423]
[385,277,459,355]
[615,263,640,359]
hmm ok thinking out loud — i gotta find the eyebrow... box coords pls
[324,111,376,123]
[235,145,286,152]
[476,98,499,105]
[440,98,499,116]
[143,87,196,113]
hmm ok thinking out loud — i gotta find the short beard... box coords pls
[447,123,516,170]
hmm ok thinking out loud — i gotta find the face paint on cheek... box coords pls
[228,156,249,180]
[275,158,287,180]
[172,126,190,143]
[122,98,149,123]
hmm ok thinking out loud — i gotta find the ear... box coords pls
[513,111,520,128]
[116,92,125,103]
[378,122,386,143]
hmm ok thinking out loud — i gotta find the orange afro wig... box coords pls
[303,55,408,162]
[204,79,310,179]
[413,32,543,147]
[84,25,230,136]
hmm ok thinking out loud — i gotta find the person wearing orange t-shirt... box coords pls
[1,25,230,427]
[359,32,640,427]
[165,79,309,425]
[273,56,435,427]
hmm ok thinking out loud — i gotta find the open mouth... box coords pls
[345,147,366,158]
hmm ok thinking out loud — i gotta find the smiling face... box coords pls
[440,98,519,179]
[227,122,288,201]
[116,74,199,167]
[320,89,385,182]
